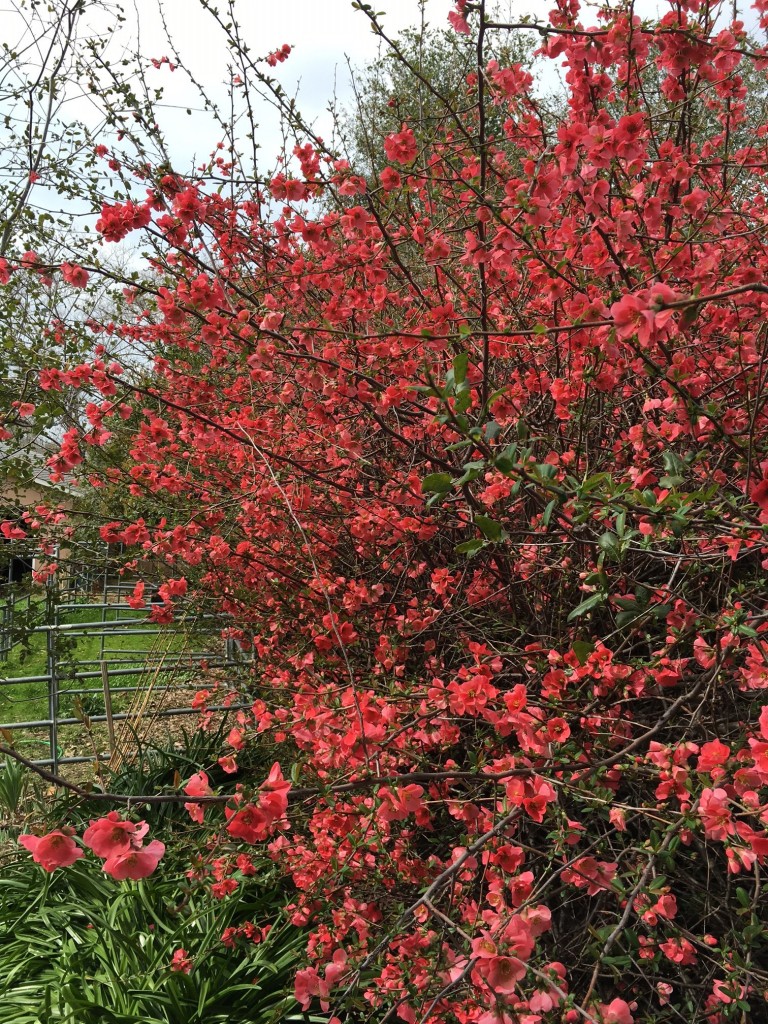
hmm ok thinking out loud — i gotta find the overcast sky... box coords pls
[115,0,461,171]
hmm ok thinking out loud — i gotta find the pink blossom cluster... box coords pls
[19,811,165,880]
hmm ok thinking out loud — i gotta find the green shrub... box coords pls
[0,853,308,1024]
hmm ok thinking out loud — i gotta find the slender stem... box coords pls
[476,0,490,413]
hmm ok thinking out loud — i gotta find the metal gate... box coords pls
[0,586,251,771]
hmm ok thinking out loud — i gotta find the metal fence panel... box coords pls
[0,586,251,770]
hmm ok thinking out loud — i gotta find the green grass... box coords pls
[0,601,191,726]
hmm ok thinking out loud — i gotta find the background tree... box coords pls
[0,0,145,494]
[341,11,537,177]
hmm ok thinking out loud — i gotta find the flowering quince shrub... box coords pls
[9,0,768,1020]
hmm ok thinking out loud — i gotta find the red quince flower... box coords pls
[482,954,527,993]
[448,1,470,34]
[225,803,270,843]
[750,475,768,512]
[18,830,84,871]
[260,760,291,802]
[1,521,27,540]
[699,788,734,840]
[103,839,165,880]
[383,125,417,165]
[61,263,89,288]
[599,999,634,1024]
[227,727,245,750]
[170,948,193,973]
[184,770,212,798]
[380,167,401,191]
[83,811,148,858]
[184,770,213,822]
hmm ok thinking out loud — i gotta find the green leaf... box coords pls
[670,515,689,537]
[598,531,619,556]
[662,451,687,476]
[475,516,503,541]
[453,352,469,384]
[580,472,610,493]
[455,460,485,486]
[486,387,507,409]
[585,570,608,588]
[659,475,685,489]
[532,462,557,481]
[736,887,751,908]
[456,538,484,556]
[541,498,557,527]
[681,303,701,327]
[454,388,472,414]
[572,640,594,665]
[567,592,606,622]
[421,472,452,494]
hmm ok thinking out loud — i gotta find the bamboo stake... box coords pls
[101,661,116,756]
